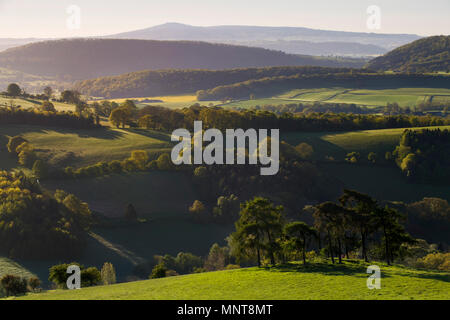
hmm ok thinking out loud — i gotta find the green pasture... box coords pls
[224,87,450,109]
[0,125,173,170]
[16,261,450,300]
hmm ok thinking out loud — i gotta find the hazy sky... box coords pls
[0,0,448,38]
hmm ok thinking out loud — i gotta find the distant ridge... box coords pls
[108,22,420,51]
[0,38,366,80]
[0,23,420,56]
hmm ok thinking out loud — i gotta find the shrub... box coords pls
[0,275,28,297]
[125,204,138,221]
[204,243,230,271]
[49,263,82,289]
[193,267,207,273]
[156,153,175,171]
[16,142,36,167]
[49,263,101,288]
[166,270,179,277]
[121,159,138,172]
[101,262,117,285]
[306,250,318,261]
[225,264,241,270]
[416,253,450,271]
[146,160,158,170]
[130,150,149,170]
[150,264,167,279]
[295,143,314,159]
[41,101,56,112]
[32,159,48,179]
[345,152,361,163]
[7,136,28,154]
[368,152,377,164]
[28,277,42,292]
[81,267,102,287]
[108,160,123,174]
[174,252,204,274]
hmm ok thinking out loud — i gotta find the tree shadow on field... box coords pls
[0,124,126,141]
[281,132,347,160]
[255,261,392,279]
[391,269,450,283]
[126,128,173,143]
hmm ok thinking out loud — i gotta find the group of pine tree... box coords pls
[230,192,414,267]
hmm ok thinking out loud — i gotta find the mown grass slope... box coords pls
[0,125,173,170]
[225,87,450,108]
[101,95,220,109]
[0,258,37,279]
[0,96,75,112]
[16,261,450,300]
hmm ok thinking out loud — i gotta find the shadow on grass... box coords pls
[281,131,348,160]
[0,124,126,140]
[247,260,450,282]
[241,260,393,278]
[126,128,173,143]
[389,268,450,283]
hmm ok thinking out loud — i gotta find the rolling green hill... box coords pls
[0,95,75,112]
[15,261,450,300]
[0,125,173,170]
[367,36,450,73]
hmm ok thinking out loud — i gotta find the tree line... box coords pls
[0,107,98,129]
[129,104,450,133]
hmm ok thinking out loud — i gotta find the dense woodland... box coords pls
[0,171,91,259]
[393,129,450,183]
[367,36,450,73]
[132,104,450,133]
[0,107,98,129]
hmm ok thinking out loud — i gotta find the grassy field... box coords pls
[15,261,450,300]
[0,95,75,112]
[224,87,450,109]
[0,125,173,170]
[96,95,221,109]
